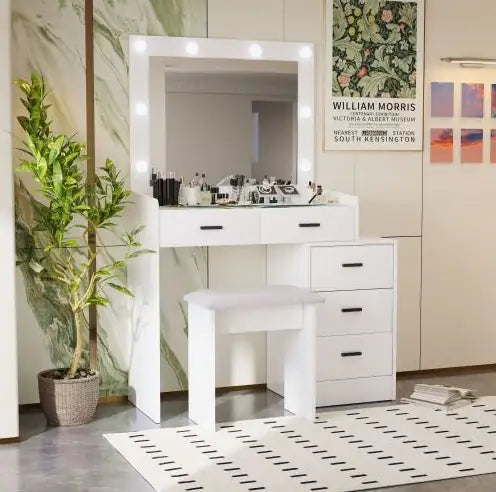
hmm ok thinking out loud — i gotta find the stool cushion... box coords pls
[184,285,324,311]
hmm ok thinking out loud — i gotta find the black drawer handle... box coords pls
[341,351,363,358]
[200,225,223,230]
[342,262,363,268]
[299,222,321,228]
[341,308,363,313]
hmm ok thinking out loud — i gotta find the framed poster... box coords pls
[325,0,424,150]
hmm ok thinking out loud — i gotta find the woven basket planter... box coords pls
[38,369,100,426]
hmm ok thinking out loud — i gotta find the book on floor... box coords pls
[401,384,477,410]
[400,397,472,411]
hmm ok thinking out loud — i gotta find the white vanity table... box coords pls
[126,36,397,424]
[127,195,397,423]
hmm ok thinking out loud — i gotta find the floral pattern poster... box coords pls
[325,0,424,150]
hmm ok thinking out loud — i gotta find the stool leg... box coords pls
[188,305,216,432]
[284,305,316,420]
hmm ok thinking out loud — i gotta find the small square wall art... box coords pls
[492,85,496,118]
[430,128,453,164]
[461,83,484,118]
[461,129,483,164]
[431,82,454,117]
[491,130,496,163]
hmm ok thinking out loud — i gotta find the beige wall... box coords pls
[421,0,496,369]
[167,93,253,184]
[0,0,19,439]
[166,72,297,185]
[252,100,296,183]
[208,0,422,371]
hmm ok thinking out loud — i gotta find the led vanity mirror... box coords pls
[165,58,297,187]
[128,37,315,196]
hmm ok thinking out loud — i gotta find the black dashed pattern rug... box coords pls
[104,396,496,491]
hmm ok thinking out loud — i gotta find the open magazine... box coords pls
[401,384,477,410]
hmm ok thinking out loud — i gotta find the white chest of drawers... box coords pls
[266,239,397,407]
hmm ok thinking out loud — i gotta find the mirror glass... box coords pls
[165,58,298,187]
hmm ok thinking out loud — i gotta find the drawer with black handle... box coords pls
[260,205,355,244]
[316,290,393,336]
[160,208,260,247]
[316,332,393,381]
[311,244,394,291]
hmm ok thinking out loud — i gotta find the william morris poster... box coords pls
[325,0,424,150]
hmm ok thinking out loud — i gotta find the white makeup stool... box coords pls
[184,285,323,432]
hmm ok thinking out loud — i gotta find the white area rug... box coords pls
[104,396,496,492]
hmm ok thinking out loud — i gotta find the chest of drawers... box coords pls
[266,239,397,407]
[159,204,357,247]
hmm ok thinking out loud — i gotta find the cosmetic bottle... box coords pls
[151,168,159,201]
[199,174,211,205]
[161,173,169,206]
[200,173,207,191]
[210,186,219,205]
[155,172,165,206]
[229,177,238,203]
[186,177,199,205]
[177,177,186,206]
[306,181,315,202]
[200,186,211,206]
[165,171,176,205]
[308,185,323,204]
[185,173,200,206]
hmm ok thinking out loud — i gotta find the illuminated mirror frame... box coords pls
[129,36,315,195]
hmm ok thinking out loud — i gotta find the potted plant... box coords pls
[14,73,150,426]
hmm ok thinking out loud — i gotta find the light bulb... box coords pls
[299,105,312,119]
[299,46,313,59]
[249,43,263,58]
[299,159,312,172]
[135,103,148,116]
[135,160,148,173]
[185,41,199,55]
[133,39,147,54]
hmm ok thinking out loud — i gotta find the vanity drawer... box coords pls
[317,290,393,336]
[311,244,394,291]
[317,376,394,407]
[260,206,355,245]
[316,333,392,381]
[160,209,260,247]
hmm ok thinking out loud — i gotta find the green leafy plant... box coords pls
[15,73,152,378]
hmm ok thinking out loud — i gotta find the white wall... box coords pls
[421,0,496,369]
[166,72,297,185]
[252,100,296,182]
[208,0,423,372]
[0,0,19,440]
[167,92,253,184]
